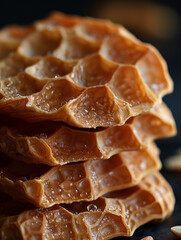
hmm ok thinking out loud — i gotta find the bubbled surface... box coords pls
[0,143,161,207]
[0,12,173,128]
[0,102,176,165]
[0,172,175,240]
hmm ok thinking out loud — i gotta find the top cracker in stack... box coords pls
[0,12,173,127]
[0,12,177,240]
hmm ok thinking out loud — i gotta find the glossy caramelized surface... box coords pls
[0,143,161,207]
[0,12,176,240]
[0,172,175,240]
[0,12,173,128]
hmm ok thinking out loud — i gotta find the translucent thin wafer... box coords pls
[0,172,175,239]
[0,102,176,165]
[0,12,173,128]
[0,142,161,207]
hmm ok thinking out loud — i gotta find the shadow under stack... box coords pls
[0,12,177,240]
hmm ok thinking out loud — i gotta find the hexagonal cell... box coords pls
[108,66,154,107]
[68,86,121,127]
[31,78,83,112]
[136,46,172,98]
[0,42,17,60]
[0,54,35,79]
[18,29,62,58]
[26,56,74,80]
[1,73,42,98]
[75,20,119,42]
[101,34,148,64]
[35,12,81,30]
[0,26,33,60]
[70,54,118,87]
[54,37,99,61]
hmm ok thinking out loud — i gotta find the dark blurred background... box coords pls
[0,0,180,157]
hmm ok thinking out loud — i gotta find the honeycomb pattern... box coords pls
[0,103,176,165]
[0,12,176,240]
[0,172,175,239]
[0,12,173,128]
[0,143,161,207]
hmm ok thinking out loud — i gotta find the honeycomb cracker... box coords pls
[0,142,161,207]
[0,172,175,239]
[0,12,173,128]
[0,102,176,165]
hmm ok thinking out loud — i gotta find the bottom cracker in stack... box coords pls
[0,142,176,239]
[0,172,175,239]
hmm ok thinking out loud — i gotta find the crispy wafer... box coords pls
[0,12,173,128]
[0,103,176,165]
